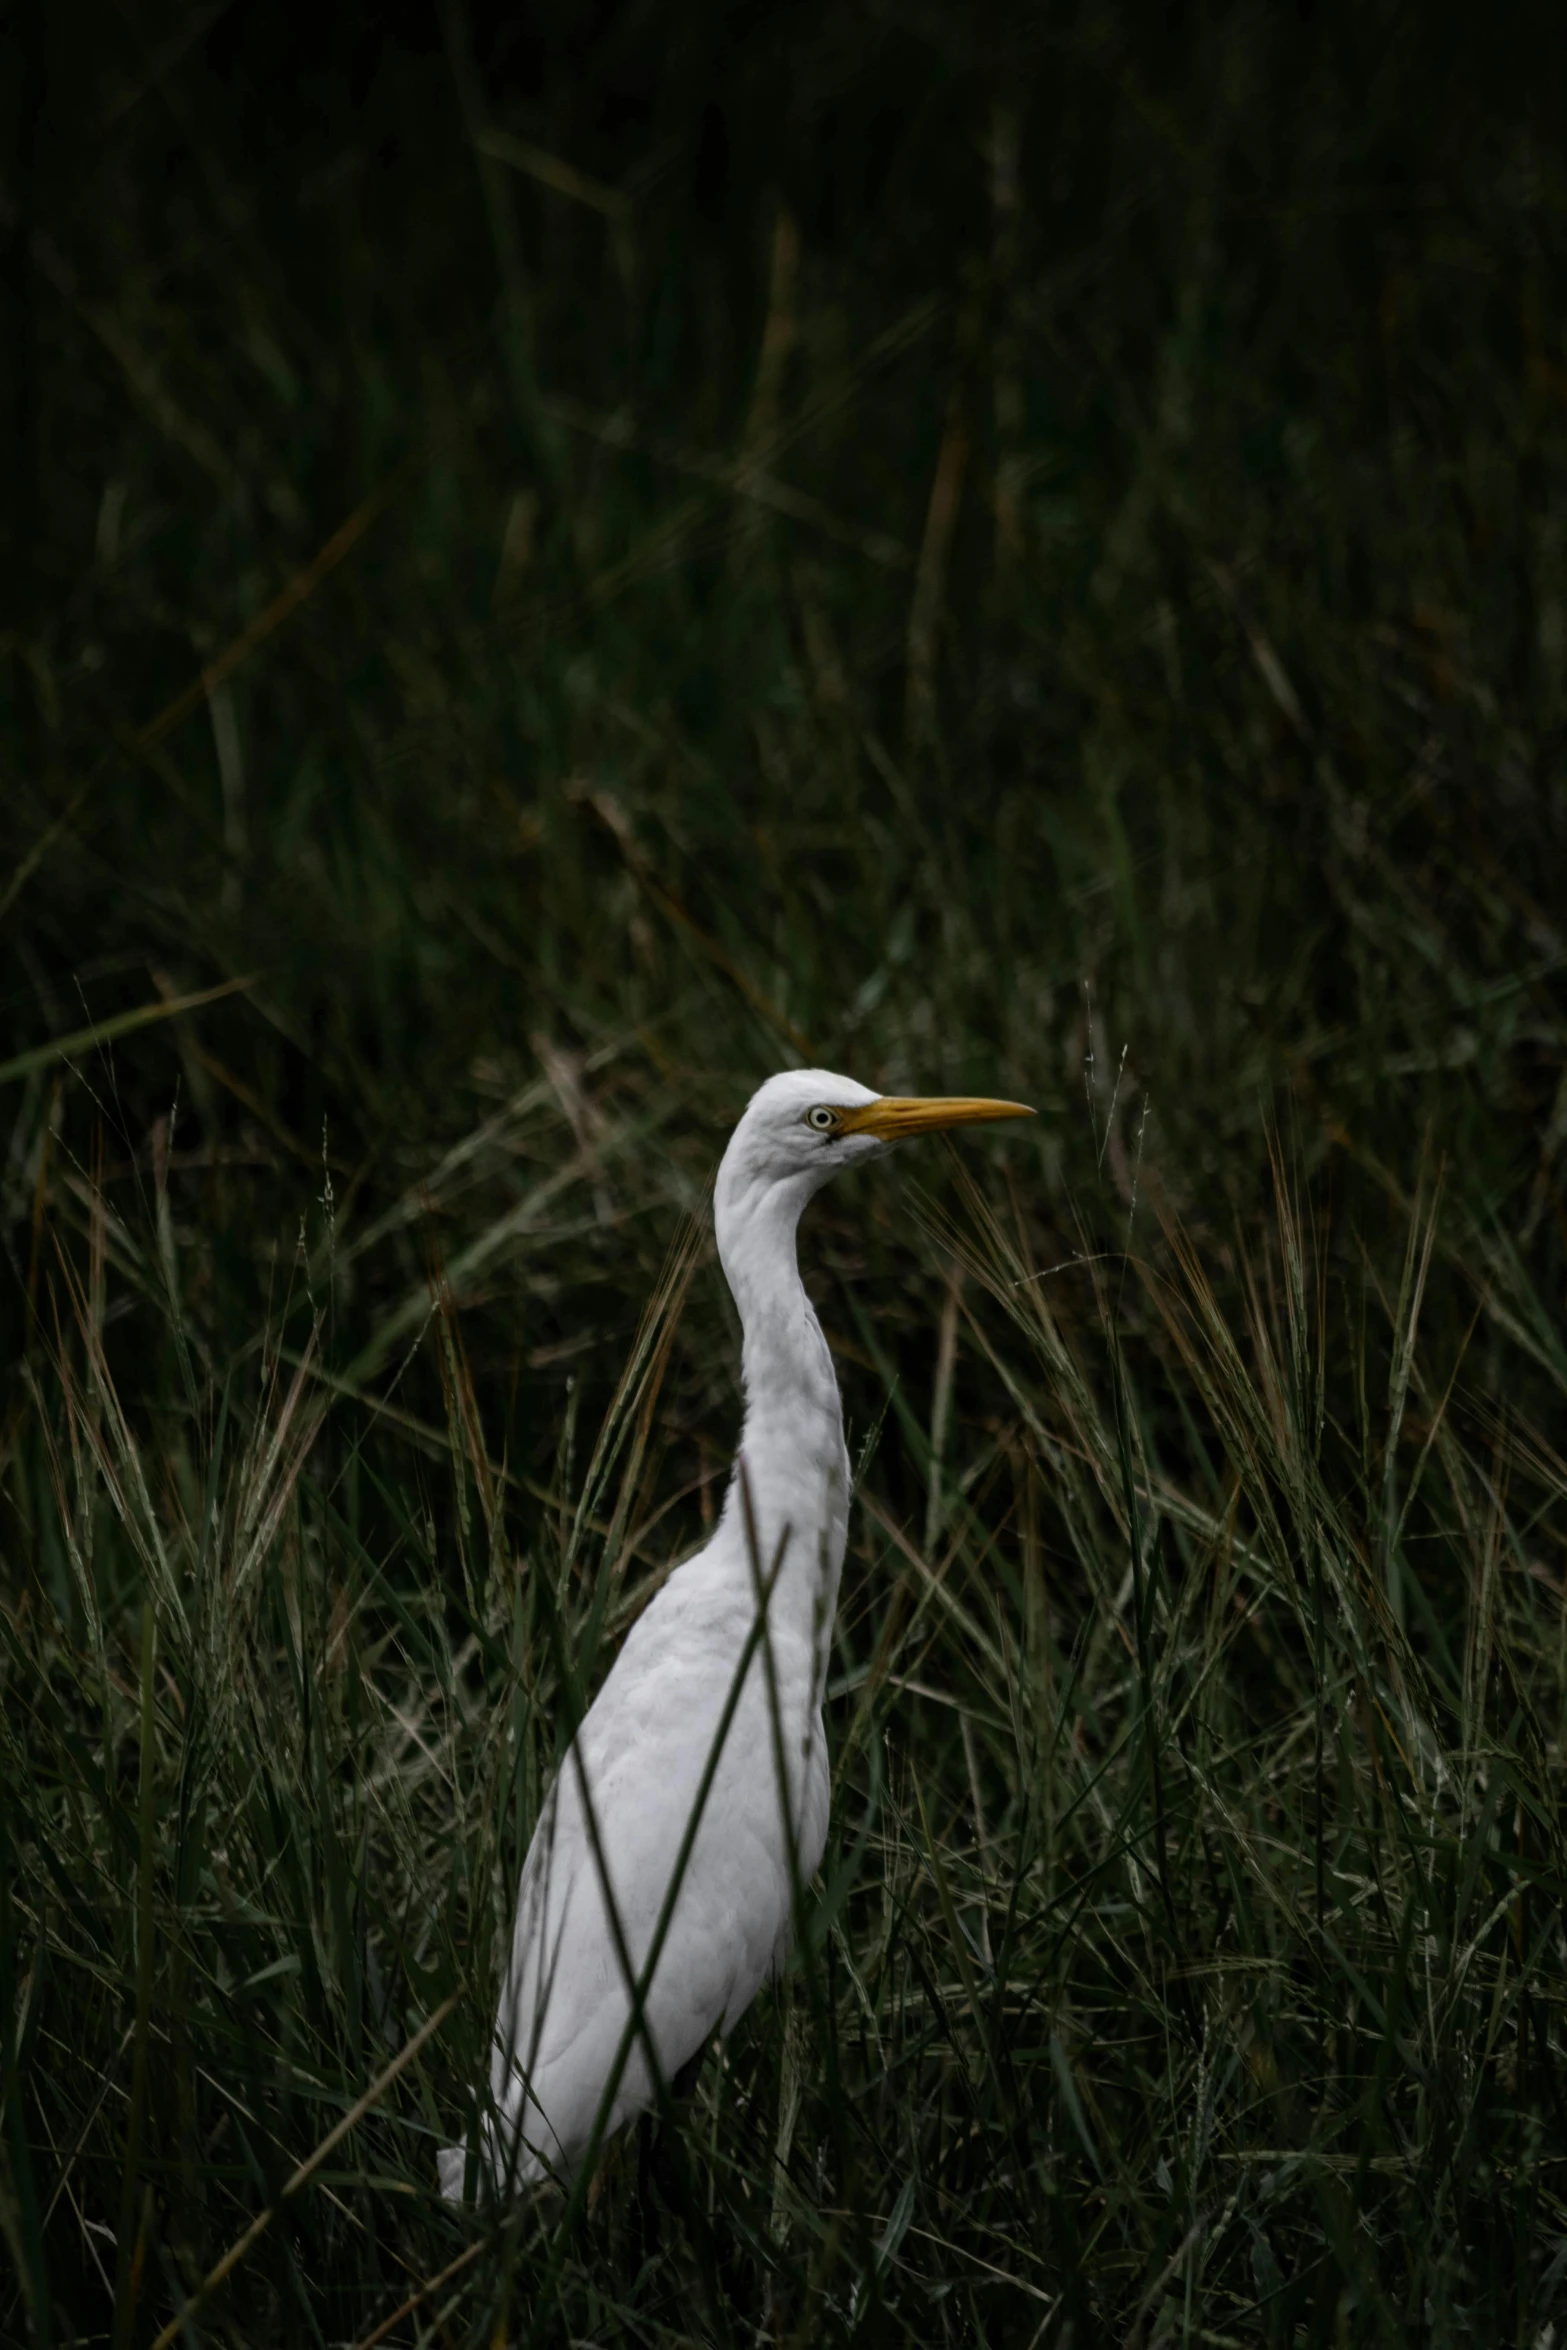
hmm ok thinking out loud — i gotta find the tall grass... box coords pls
[3,1,1566,2340]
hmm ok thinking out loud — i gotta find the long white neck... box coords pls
[711,1165,849,1661]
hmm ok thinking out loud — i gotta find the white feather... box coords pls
[439,1066,1029,2198]
[441,1071,878,2197]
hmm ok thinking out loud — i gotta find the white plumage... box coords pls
[439,1068,1031,2200]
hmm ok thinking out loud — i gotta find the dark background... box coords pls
[4,1,1565,1255]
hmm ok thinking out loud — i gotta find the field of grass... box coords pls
[3,2,1567,2341]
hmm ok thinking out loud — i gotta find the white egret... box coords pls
[439,1068,1033,2200]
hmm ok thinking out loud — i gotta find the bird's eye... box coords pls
[805,1105,839,1133]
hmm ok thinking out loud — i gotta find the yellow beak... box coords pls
[838,1094,1036,1141]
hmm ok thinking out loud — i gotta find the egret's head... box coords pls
[714,1068,1034,1272]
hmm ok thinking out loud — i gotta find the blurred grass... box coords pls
[2,0,1567,2341]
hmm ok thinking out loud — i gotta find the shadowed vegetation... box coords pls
[2,1,1567,2341]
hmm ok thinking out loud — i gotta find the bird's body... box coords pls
[440,1070,1030,2200]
